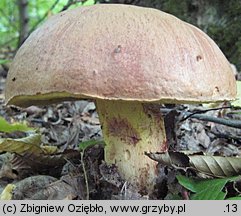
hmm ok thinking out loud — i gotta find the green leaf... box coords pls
[79,139,105,151]
[226,196,241,200]
[0,117,35,133]
[176,175,197,192]
[231,81,241,107]
[83,0,95,6]
[0,59,10,64]
[176,175,240,200]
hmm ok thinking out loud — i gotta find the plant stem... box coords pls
[80,150,89,200]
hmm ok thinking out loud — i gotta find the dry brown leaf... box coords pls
[7,149,80,179]
[29,176,83,200]
[99,163,123,188]
[189,155,241,177]
[145,151,241,177]
[12,175,57,199]
[0,153,19,180]
[0,150,80,182]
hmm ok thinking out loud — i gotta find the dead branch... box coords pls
[183,112,241,129]
[161,107,241,129]
[17,0,29,46]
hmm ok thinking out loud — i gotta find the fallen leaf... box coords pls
[0,153,19,180]
[190,155,241,177]
[145,151,241,177]
[12,175,57,200]
[41,145,58,154]
[0,184,16,200]
[0,133,43,154]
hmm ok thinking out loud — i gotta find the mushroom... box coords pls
[4,4,236,194]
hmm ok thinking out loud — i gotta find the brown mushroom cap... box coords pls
[5,4,236,107]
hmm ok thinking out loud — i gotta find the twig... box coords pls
[29,0,61,33]
[181,106,233,121]
[61,0,89,11]
[61,0,76,11]
[161,107,241,129]
[209,131,240,142]
[29,0,86,32]
[183,112,241,129]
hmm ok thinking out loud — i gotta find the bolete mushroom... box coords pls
[4,4,236,194]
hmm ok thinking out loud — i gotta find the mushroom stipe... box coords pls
[96,100,167,194]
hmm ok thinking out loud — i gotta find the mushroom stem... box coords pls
[96,99,167,194]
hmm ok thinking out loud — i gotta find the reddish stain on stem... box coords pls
[107,117,141,146]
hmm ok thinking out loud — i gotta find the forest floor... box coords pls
[0,70,240,200]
